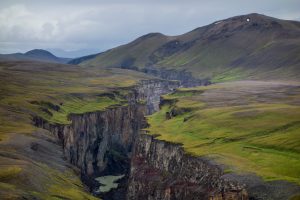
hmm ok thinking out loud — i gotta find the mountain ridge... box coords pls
[73,13,300,82]
[0,49,71,64]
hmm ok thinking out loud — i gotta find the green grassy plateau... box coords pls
[0,60,148,199]
[146,81,300,185]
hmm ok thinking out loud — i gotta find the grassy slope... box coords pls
[0,61,148,139]
[0,60,149,199]
[81,33,169,68]
[146,81,300,185]
[80,13,300,82]
[0,49,71,64]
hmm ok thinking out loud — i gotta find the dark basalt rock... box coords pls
[33,79,180,199]
[113,63,210,87]
[142,67,211,87]
[127,134,248,200]
[166,106,192,119]
[32,79,281,200]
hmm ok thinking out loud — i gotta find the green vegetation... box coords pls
[80,14,300,82]
[0,166,22,180]
[0,60,149,199]
[0,161,99,200]
[146,81,300,184]
[0,61,148,139]
[211,68,249,83]
[33,164,99,200]
[290,195,300,200]
[39,96,122,124]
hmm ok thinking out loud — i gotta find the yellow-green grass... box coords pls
[290,195,300,200]
[146,81,300,184]
[0,61,148,140]
[31,164,98,200]
[0,160,98,200]
[0,166,22,180]
[0,60,149,199]
[80,15,300,82]
[40,95,122,124]
[44,164,99,200]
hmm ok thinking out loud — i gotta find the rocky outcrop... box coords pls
[141,67,211,87]
[127,133,248,200]
[34,104,144,199]
[120,65,210,87]
[33,79,179,199]
[33,78,249,200]
[134,79,180,114]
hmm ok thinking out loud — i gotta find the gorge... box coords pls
[0,13,300,200]
[32,77,291,200]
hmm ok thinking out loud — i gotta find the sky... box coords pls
[0,0,299,57]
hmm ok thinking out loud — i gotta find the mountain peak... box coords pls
[208,13,282,32]
[182,13,299,42]
[132,32,167,45]
[25,49,57,58]
[76,13,300,81]
[0,49,71,64]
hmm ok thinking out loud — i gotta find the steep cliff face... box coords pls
[134,79,180,114]
[33,79,179,199]
[141,67,211,87]
[127,133,248,200]
[33,79,250,200]
[34,104,145,199]
[121,66,211,87]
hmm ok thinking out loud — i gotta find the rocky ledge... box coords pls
[127,133,248,200]
[33,79,250,200]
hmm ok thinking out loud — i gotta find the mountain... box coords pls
[1,13,300,200]
[0,49,71,64]
[67,53,99,65]
[76,13,300,82]
[46,48,102,58]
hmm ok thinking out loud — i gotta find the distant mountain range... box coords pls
[1,13,299,82]
[46,48,102,58]
[71,13,300,82]
[0,49,71,64]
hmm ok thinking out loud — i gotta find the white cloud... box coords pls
[0,0,299,56]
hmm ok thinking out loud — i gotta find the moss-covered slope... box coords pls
[79,13,300,82]
[0,60,149,199]
[146,81,300,185]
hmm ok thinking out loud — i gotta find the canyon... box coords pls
[33,78,250,200]
[1,13,299,200]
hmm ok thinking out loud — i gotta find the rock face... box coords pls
[33,79,248,200]
[58,79,179,178]
[141,67,211,87]
[134,79,180,114]
[121,65,211,87]
[127,134,248,200]
[33,79,179,198]
[34,103,145,199]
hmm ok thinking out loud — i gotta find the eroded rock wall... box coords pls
[121,65,211,87]
[127,134,248,200]
[33,79,248,200]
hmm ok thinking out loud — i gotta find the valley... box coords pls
[0,13,299,200]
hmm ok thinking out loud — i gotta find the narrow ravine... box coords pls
[128,133,248,200]
[33,78,248,200]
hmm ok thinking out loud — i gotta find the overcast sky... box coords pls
[0,0,299,57]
